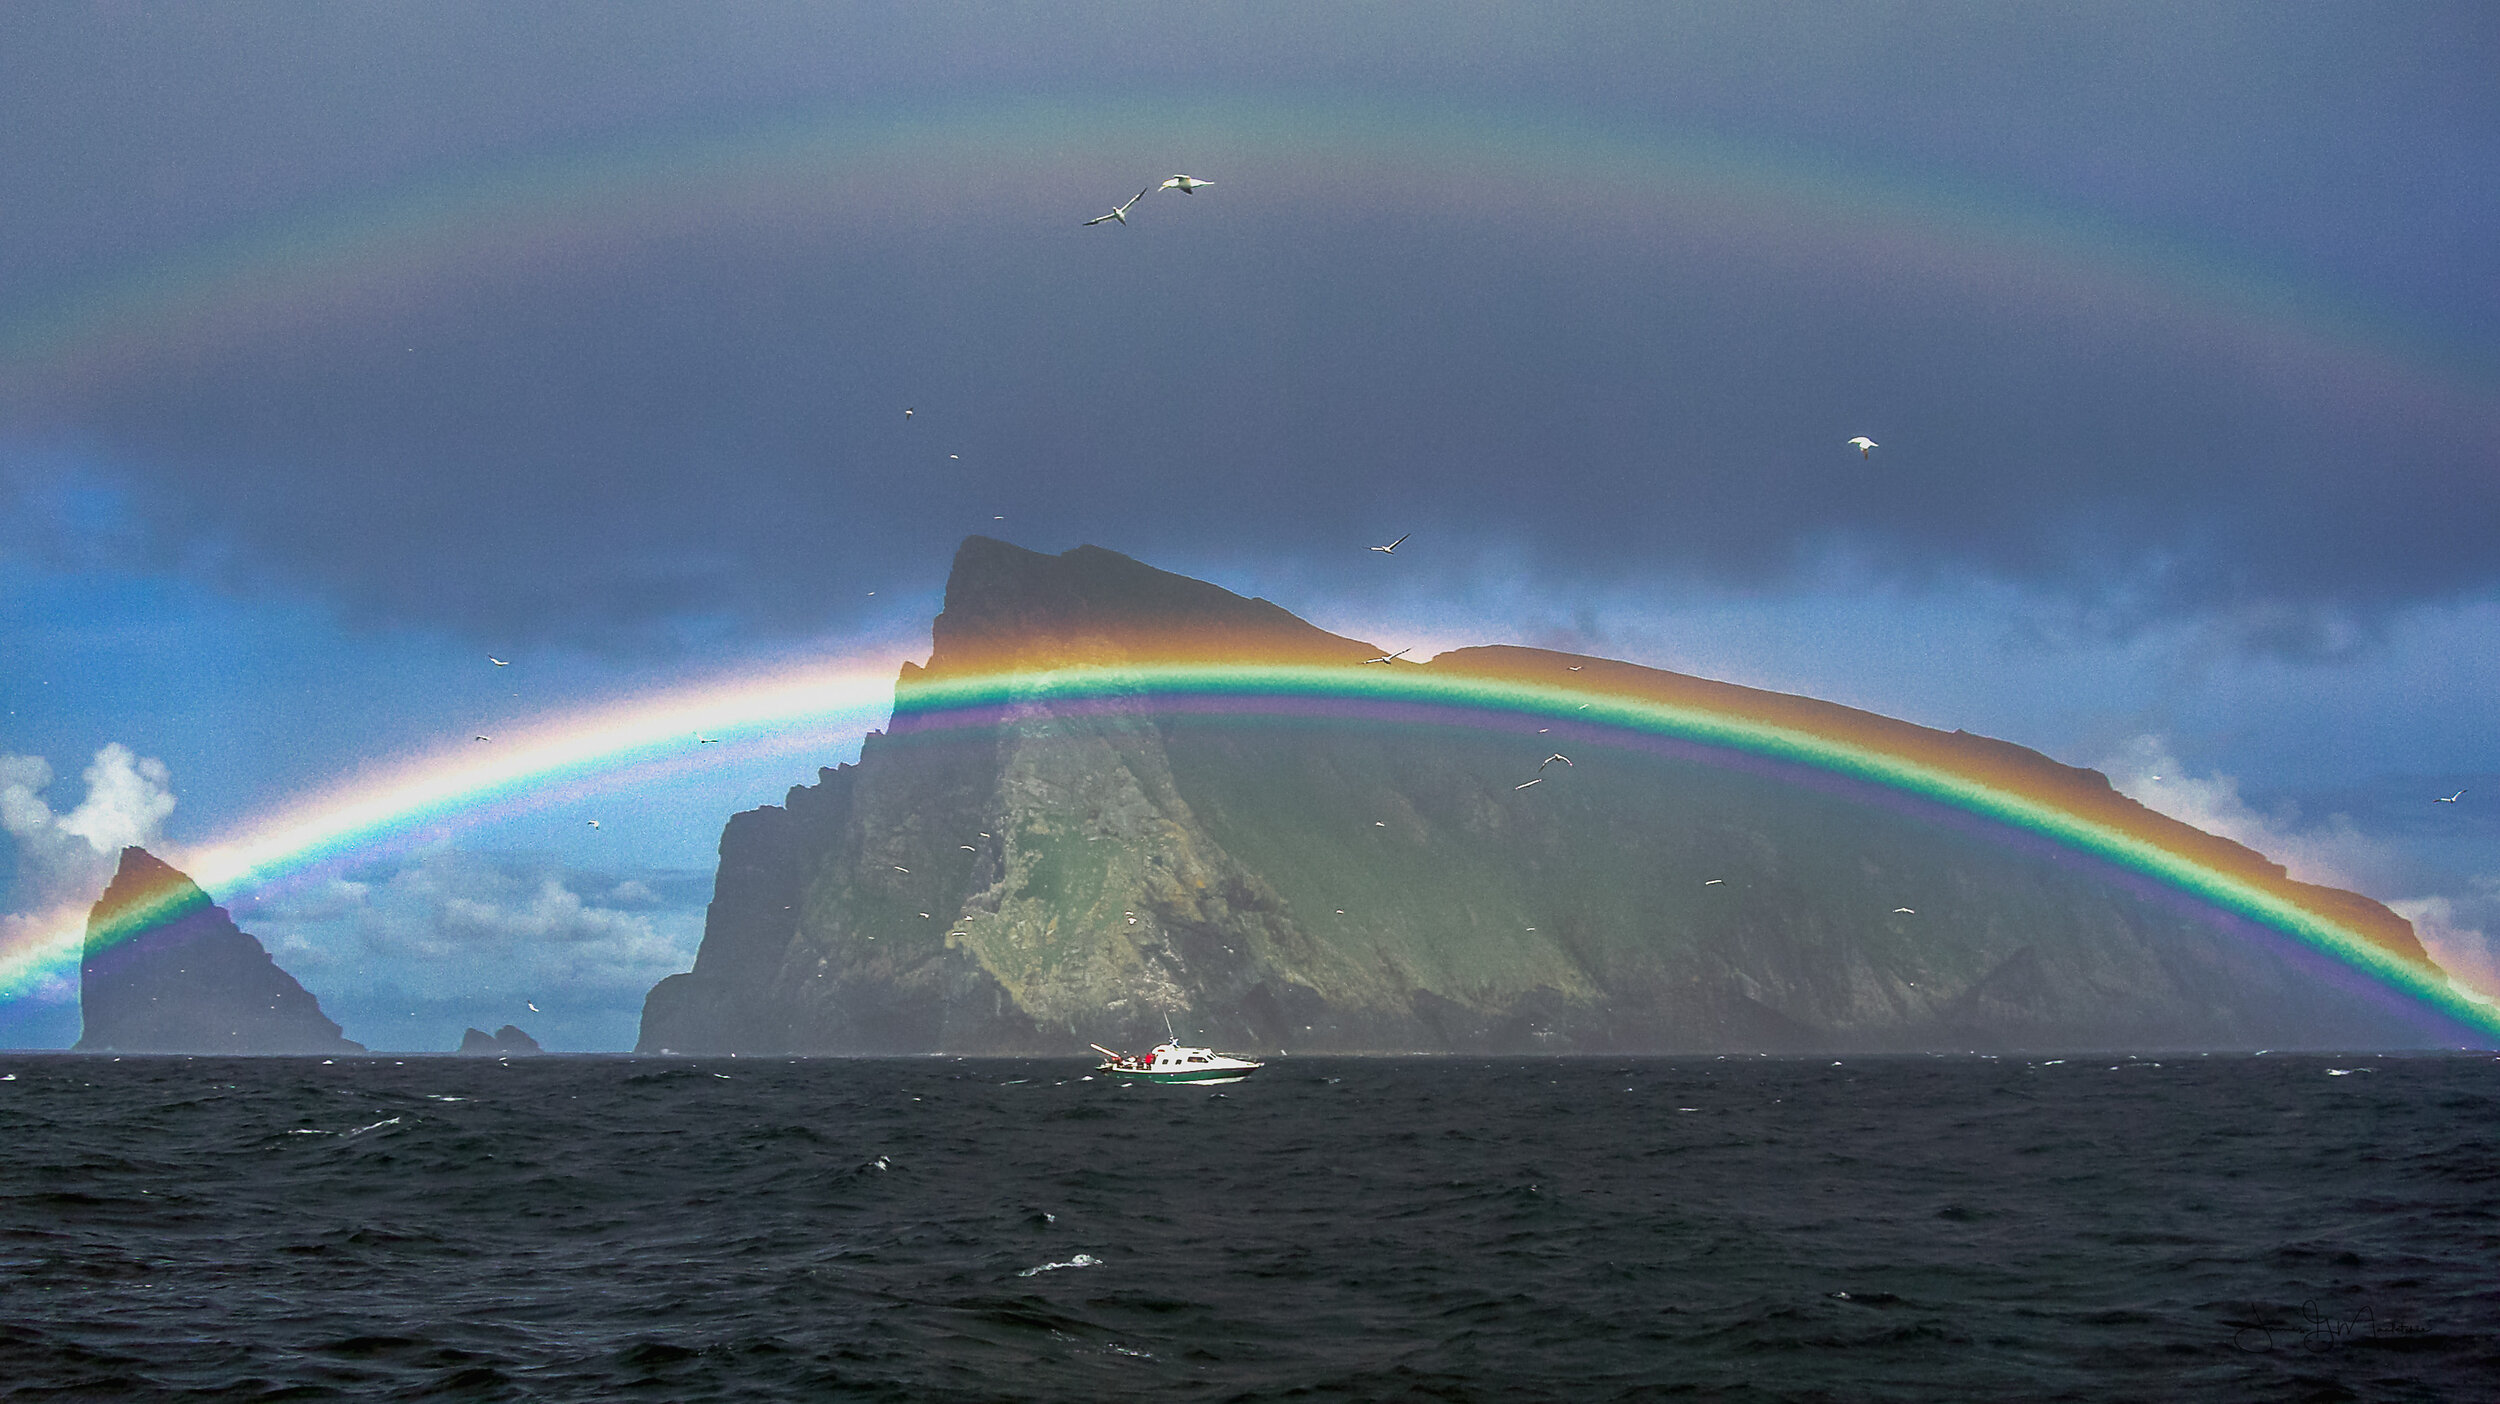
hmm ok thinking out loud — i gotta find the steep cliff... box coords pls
[77,847,363,1054]
[639,538,2452,1055]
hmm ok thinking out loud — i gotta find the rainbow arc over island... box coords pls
[15,644,2500,1043]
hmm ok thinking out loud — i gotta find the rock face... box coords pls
[639,538,2454,1055]
[457,1025,542,1055]
[77,847,363,1054]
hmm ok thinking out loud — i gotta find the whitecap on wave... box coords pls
[1018,1253,1101,1277]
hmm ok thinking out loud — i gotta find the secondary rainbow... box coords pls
[6,96,2488,423]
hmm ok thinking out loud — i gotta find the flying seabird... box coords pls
[1539,753,1572,771]
[2437,789,2466,803]
[527,1002,538,1012]
[903,408,914,418]
[1083,185,1153,226]
[1515,778,1543,790]
[474,735,491,743]
[1361,648,1410,665]
[1369,533,1410,554]
[1848,436,1878,459]
[488,657,509,666]
[1703,879,1724,886]
[695,733,719,744]
[1568,665,1582,672]
[893,865,910,873]
[585,820,601,829]
[1892,907,1916,914]
[1157,174,1213,194]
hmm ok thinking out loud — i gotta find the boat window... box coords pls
[1189,1056,1209,1063]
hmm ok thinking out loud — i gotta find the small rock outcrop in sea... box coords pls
[639,537,2456,1056]
[76,847,364,1054]
[456,1025,543,1056]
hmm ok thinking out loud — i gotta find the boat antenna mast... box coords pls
[1163,1009,1178,1044]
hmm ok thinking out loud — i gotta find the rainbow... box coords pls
[0,658,902,1003]
[884,647,2500,1042]
[4,96,2490,419]
[6,644,2495,1042]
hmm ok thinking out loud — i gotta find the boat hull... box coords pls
[1102,1066,1259,1085]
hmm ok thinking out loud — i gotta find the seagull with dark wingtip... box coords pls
[1083,185,1152,226]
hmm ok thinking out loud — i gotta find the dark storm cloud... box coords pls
[3,5,2495,651]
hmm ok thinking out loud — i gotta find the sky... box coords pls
[4,3,2498,1051]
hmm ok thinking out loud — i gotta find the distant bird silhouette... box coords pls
[1158,174,1214,194]
[1515,778,1543,790]
[2437,789,2465,803]
[488,657,509,666]
[1568,665,1582,672]
[1361,648,1410,665]
[473,735,490,743]
[1369,533,1410,554]
[903,408,913,418]
[1083,185,1152,226]
[1539,754,1572,771]
[1891,907,1916,914]
[585,820,600,829]
[1848,436,1878,459]
[1704,879,1724,886]
[527,1002,538,1012]
[695,733,719,744]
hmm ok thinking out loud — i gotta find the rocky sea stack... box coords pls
[77,847,363,1054]
[457,1025,543,1056]
[639,538,2451,1056]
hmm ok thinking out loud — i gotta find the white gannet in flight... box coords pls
[903,408,913,418]
[473,735,491,743]
[1361,648,1410,665]
[1703,879,1724,886]
[1369,533,1410,555]
[1848,436,1878,459]
[527,1002,538,1013]
[1538,753,1572,771]
[585,819,600,829]
[1158,174,1213,194]
[1083,185,1153,226]
[488,657,509,666]
[1891,907,1916,914]
[2436,789,2465,803]
[695,733,720,745]
[1514,777,1543,790]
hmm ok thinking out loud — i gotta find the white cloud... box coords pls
[2104,734,2500,1004]
[56,744,175,854]
[2391,891,2500,1009]
[255,850,702,1004]
[2099,734,2398,892]
[0,743,177,912]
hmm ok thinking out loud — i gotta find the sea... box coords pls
[0,1052,2493,1402]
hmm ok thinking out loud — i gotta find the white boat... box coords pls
[1090,1041,1264,1085]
